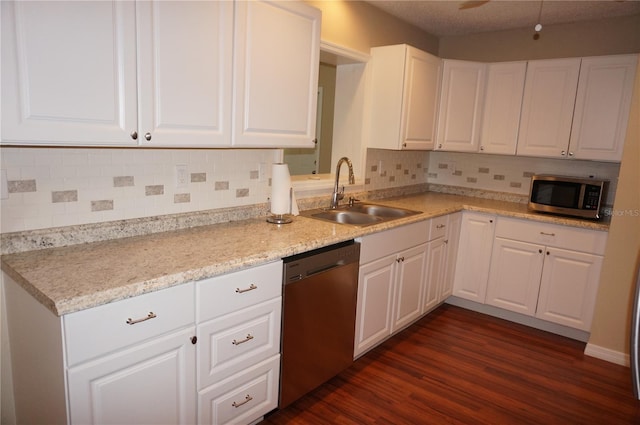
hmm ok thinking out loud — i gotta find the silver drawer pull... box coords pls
[126,312,156,325]
[232,394,253,408]
[232,334,254,346]
[235,283,257,294]
[540,232,556,237]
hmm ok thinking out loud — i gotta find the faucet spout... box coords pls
[330,157,355,209]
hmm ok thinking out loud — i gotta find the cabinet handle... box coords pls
[396,257,405,263]
[540,231,556,237]
[539,249,543,254]
[232,334,254,346]
[126,312,156,325]
[547,251,550,255]
[144,132,152,141]
[403,143,407,148]
[131,131,138,140]
[235,283,257,294]
[444,239,449,244]
[232,394,253,408]
[436,224,446,229]
[568,152,574,157]
[489,219,493,223]
[191,336,198,345]
[480,145,484,151]
[561,150,567,156]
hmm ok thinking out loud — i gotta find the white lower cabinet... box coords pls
[196,261,283,425]
[4,261,282,425]
[452,212,496,303]
[485,217,607,331]
[355,221,429,357]
[354,215,462,358]
[67,327,197,425]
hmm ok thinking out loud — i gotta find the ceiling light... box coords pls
[533,1,544,40]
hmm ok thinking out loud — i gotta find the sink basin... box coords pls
[304,203,421,227]
[346,203,419,218]
[311,210,383,226]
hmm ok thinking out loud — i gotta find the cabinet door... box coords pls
[136,1,233,147]
[569,54,638,161]
[354,255,396,357]
[423,237,446,314]
[393,244,428,332]
[1,1,138,146]
[486,238,544,316]
[452,212,496,303]
[401,47,441,150]
[232,0,320,147]
[536,248,603,330]
[441,212,462,301]
[479,62,527,155]
[436,60,486,152]
[516,58,581,158]
[68,327,196,425]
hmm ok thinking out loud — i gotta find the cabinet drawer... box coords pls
[64,283,195,367]
[197,298,281,388]
[197,261,282,322]
[198,355,280,425]
[429,215,448,240]
[358,221,429,264]
[495,217,608,255]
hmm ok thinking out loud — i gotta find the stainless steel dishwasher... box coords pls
[279,240,360,408]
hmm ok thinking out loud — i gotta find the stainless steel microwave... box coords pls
[528,175,608,220]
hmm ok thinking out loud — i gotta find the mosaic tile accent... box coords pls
[91,200,114,212]
[438,163,449,169]
[236,188,249,198]
[523,171,535,178]
[404,169,409,175]
[371,164,378,172]
[428,172,438,178]
[215,181,229,191]
[113,176,134,187]
[453,170,462,176]
[52,190,78,203]
[389,176,395,182]
[494,175,505,180]
[8,179,36,193]
[365,178,371,185]
[395,164,402,170]
[145,185,164,196]
[190,173,206,183]
[249,170,259,180]
[479,167,490,174]
[174,193,191,203]
[510,182,522,188]
[467,177,478,183]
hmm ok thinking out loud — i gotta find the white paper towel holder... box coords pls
[267,187,294,224]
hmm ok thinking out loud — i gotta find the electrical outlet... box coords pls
[175,164,188,188]
[259,162,267,182]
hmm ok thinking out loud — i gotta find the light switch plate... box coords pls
[1,169,8,199]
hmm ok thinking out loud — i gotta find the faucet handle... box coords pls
[348,197,359,207]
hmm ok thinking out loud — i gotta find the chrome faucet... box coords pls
[330,157,355,209]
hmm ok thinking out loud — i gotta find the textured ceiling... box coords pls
[364,0,640,37]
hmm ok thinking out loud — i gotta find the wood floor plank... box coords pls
[262,304,640,424]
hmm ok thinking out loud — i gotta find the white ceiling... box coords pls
[364,0,640,37]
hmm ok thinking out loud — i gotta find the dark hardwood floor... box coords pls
[262,304,640,424]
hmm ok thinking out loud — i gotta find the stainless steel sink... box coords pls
[304,203,421,227]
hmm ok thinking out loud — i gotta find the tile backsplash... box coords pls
[1,147,279,233]
[1,147,621,234]
[426,151,620,205]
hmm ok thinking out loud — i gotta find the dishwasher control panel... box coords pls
[283,240,360,283]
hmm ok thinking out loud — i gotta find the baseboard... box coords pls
[584,343,630,367]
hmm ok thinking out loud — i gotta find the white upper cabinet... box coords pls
[136,1,233,147]
[435,60,486,152]
[516,58,581,158]
[368,44,441,150]
[232,0,320,148]
[568,54,638,162]
[479,62,527,155]
[1,1,138,146]
[2,0,320,148]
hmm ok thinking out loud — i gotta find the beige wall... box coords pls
[589,65,640,356]
[305,0,438,54]
[439,14,640,61]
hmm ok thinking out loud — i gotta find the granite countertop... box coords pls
[0,192,609,317]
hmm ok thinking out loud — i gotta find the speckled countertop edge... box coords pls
[1,190,609,317]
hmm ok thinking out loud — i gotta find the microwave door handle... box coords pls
[578,184,586,209]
